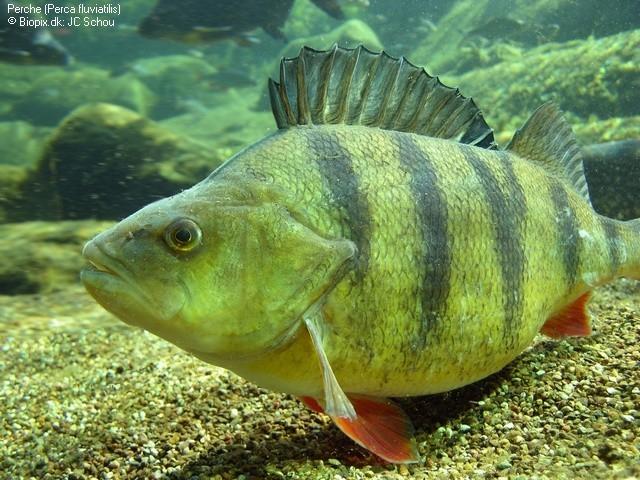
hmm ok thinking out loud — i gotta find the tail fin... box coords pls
[620,218,640,280]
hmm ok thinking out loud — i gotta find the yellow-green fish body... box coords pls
[195,123,638,397]
[81,46,640,463]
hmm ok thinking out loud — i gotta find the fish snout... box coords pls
[82,237,118,276]
[81,223,139,276]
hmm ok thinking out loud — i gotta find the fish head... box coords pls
[81,186,355,362]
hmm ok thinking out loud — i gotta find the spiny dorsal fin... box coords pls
[268,44,497,149]
[506,103,591,203]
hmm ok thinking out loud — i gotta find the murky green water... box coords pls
[1,0,639,478]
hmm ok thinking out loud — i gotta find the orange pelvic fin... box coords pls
[300,394,420,464]
[541,292,592,338]
[299,396,324,413]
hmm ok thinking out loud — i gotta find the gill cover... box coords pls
[182,202,357,360]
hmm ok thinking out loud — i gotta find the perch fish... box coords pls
[138,0,343,44]
[81,45,640,463]
[0,0,71,65]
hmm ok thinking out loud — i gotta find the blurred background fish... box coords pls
[461,16,559,46]
[138,0,344,44]
[0,0,72,65]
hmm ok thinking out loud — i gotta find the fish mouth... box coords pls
[81,238,158,327]
[85,257,116,275]
[80,239,143,300]
[81,240,126,280]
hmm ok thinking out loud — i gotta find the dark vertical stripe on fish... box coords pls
[601,217,622,276]
[394,132,450,349]
[305,129,371,280]
[464,148,527,346]
[549,180,580,289]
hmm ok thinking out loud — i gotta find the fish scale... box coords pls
[394,132,451,351]
[547,179,581,289]
[462,148,527,346]
[81,45,640,464]
[305,129,372,280]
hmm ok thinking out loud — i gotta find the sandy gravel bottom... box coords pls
[1,281,639,479]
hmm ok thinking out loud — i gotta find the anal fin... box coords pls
[541,292,592,338]
[299,395,420,464]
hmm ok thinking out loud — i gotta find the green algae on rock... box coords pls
[112,55,260,120]
[442,30,640,140]
[6,66,155,126]
[12,103,219,222]
[572,115,640,146]
[0,121,51,168]
[277,19,383,59]
[410,0,640,75]
[0,165,28,224]
[160,87,275,149]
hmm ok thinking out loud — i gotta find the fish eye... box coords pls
[164,218,202,252]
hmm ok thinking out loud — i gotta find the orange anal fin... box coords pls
[541,292,592,339]
[332,395,419,464]
[299,395,324,414]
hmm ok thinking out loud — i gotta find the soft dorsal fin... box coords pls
[506,102,591,203]
[268,44,497,149]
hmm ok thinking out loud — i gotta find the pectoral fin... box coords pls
[299,394,420,464]
[302,298,418,463]
[304,309,356,419]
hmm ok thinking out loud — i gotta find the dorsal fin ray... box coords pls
[506,102,591,203]
[269,44,497,149]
